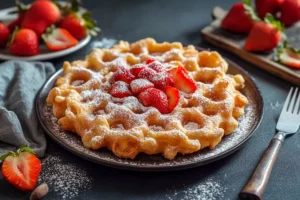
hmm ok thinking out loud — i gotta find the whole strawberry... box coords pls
[22,0,60,38]
[280,0,300,27]
[244,14,283,52]
[0,23,10,48]
[0,146,41,191]
[59,12,99,40]
[9,29,39,56]
[255,0,284,19]
[221,0,260,34]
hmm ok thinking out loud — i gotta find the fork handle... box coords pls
[239,132,286,200]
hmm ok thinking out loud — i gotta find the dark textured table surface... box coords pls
[0,0,298,200]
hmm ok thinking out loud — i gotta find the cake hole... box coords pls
[182,99,199,108]
[71,71,91,86]
[184,122,201,130]
[181,111,204,129]
[204,90,227,102]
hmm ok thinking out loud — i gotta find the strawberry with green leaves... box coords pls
[9,29,39,56]
[221,0,260,34]
[59,0,100,40]
[21,0,61,39]
[274,41,300,69]
[1,146,41,191]
[244,14,284,52]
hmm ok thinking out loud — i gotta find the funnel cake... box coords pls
[46,38,248,160]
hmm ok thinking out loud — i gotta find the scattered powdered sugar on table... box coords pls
[270,101,282,110]
[91,38,117,48]
[38,154,93,199]
[166,178,227,200]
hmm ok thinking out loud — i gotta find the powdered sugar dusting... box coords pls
[184,122,200,130]
[270,101,282,110]
[166,178,227,200]
[38,154,93,199]
[92,38,117,48]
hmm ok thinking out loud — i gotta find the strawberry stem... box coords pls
[243,0,261,22]
[0,145,35,161]
[264,14,284,31]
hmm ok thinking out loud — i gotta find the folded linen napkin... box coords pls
[0,61,55,157]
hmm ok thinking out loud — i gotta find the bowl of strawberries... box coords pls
[0,0,99,61]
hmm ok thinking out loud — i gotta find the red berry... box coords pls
[137,67,157,80]
[165,86,180,113]
[1,146,41,191]
[150,72,174,90]
[59,14,87,40]
[9,29,39,56]
[111,67,135,84]
[147,61,165,72]
[0,23,10,48]
[146,58,155,64]
[130,64,145,77]
[111,81,132,98]
[138,88,169,114]
[169,67,197,94]
[130,79,154,94]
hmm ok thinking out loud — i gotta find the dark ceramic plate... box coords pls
[36,56,263,171]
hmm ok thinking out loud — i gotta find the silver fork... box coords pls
[239,87,300,200]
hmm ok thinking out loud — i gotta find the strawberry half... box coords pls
[0,146,41,191]
[244,14,283,52]
[138,88,169,114]
[150,72,174,90]
[130,79,154,94]
[147,61,165,72]
[111,81,132,98]
[130,64,145,77]
[111,66,135,84]
[221,0,260,34]
[137,67,157,80]
[42,26,78,51]
[168,66,197,94]
[274,42,300,69]
[146,58,155,64]
[165,86,180,113]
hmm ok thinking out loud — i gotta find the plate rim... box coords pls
[36,53,264,171]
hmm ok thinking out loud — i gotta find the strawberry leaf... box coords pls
[20,146,36,154]
[82,12,100,36]
[0,151,16,161]
[243,1,261,22]
[274,41,287,62]
[264,13,284,31]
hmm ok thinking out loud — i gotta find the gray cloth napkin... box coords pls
[0,61,55,157]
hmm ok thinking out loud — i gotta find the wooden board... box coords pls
[201,7,300,85]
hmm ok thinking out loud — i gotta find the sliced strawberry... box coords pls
[138,88,169,114]
[42,26,78,51]
[130,79,154,94]
[168,66,188,77]
[130,64,146,77]
[150,72,174,90]
[170,67,197,94]
[0,146,41,191]
[275,42,300,69]
[111,66,135,84]
[146,58,155,64]
[165,86,180,113]
[110,81,132,98]
[147,61,165,72]
[137,67,157,80]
